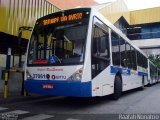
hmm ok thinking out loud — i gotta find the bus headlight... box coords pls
[68,73,82,81]
[67,68,83,81]
[75,73,81,80]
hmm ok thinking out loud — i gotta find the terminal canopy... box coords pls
[0,32,28,55]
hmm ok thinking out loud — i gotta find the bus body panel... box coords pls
[91,66,114,96]
[25,65,93,97]
[26,65,83,81]
[24,80,92,97]
[91,65,148,97]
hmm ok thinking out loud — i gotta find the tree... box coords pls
[148,54,160,68]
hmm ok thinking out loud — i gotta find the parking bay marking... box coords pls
[20,114,54,120]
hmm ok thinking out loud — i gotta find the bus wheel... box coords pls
[112,75,122,100]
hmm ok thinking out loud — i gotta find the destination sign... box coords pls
[43,12,83,26]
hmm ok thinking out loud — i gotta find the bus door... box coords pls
[91,17,110,79]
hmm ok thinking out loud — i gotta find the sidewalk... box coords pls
[0,92,29,104]
[0,92,54,105]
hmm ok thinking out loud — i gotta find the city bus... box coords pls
[24,7,149,99]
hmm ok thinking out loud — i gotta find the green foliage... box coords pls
[148,54,160,68]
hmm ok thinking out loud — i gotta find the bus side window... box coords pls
[120,37,126,67]
[91,17,110,79]
[126,43,131,68]
[131,46,137,70]
[99,36,109,58]
[111,31,120,66]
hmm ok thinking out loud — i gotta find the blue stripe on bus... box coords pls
[111,66,130,76]
[111,66,147,76]
[24,80,92,97]
[138,71,148,76]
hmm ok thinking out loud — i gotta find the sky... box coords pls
[94,0,160,11]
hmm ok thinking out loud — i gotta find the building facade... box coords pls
[99,0,160,55]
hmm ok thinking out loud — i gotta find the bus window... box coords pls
[119,37,126,67]
[131,46,137,70]
[28,20,89,65]
[91,17,110,78]
[137,51,142,67]
[111,31,120,66]
[126,43,131,68]
[28,35,38,64]
[137,51,147,69]
[143,56,148,69]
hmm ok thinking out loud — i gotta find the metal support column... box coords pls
[6,48,11,70]
[12,53,15,67]
[4,70,8,99]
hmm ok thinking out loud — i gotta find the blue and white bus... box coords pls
[24,7,149,99]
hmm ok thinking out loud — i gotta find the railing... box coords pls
[127,31,160,40]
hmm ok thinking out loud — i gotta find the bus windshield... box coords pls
[27,9,90,66]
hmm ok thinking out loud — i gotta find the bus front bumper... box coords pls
[24,80,92,97]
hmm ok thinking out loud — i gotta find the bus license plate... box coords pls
[42,84,54,89]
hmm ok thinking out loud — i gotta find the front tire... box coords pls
[112,76,122,100]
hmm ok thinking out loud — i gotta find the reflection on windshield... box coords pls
[28,22,88,65]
